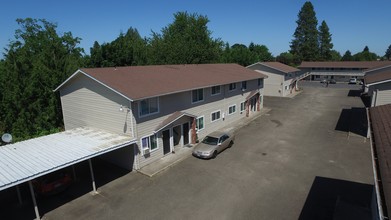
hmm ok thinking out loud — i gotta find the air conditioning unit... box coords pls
[143,148,150,155]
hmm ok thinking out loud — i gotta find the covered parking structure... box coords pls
[0,127,136,220]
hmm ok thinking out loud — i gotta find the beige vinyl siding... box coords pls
[59,74,134,137]
[134,79,263,168]
[376,90,391,106]
[248,64,285,97]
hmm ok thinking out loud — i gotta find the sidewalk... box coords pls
[138,107,271,177]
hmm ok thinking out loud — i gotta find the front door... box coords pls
[183,122,189,145]
[162,130,171,155]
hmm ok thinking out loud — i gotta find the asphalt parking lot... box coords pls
[2,85,374,220]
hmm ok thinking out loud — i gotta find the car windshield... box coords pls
[202,136,219,145]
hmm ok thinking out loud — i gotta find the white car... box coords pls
[349,78,357,84]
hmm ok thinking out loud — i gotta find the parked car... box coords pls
[33,171,72,196]
[192,131,234,159]
[320,79,328,83]
[349,78,358,84]
[329,79,336,84]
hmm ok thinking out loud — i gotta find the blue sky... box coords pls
[1,0,390,58]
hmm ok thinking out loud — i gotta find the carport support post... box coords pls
[88,159,97,193]
[16,185,23,205]
[28,180,40,220]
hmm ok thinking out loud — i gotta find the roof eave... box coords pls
[53,69,134,102]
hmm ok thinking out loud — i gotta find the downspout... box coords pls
[130,101,140,170]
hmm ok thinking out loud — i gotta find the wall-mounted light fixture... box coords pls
[119,105,130,112]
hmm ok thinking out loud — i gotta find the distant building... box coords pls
[247,62,308,97]
[299,61,391,82]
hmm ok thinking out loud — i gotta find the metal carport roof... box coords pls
[0,127,136,191]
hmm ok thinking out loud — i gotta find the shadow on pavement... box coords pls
[299,176,373,220]
[348,89,362,97]
[0,158,130,220]
[335,108,368,137]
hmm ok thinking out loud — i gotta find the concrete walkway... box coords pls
[138,107,271,177]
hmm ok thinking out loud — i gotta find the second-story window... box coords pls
[211,86,221,95]
[139,97,159,117]
[192,88,204,103]
[241,81,247,90]
[229,83,236,91]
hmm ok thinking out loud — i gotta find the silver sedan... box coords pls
[192,131,234,159]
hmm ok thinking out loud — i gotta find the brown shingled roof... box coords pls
[75,64,266,101]
[365,69,391,85]
[299,61,391,69]
[370,104,391,217]
[258,62,300,73]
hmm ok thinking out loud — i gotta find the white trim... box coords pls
[228,104,237,115]
[140,134,159,155]
[364,64,391,74]
[138,97,160,118]
[247,62,299,74]
[211,85,221,96]
[211,110,222,122]
[196,115,205,132]
[191,88,205,104]
[54,69,133,101]
[366,78,391,87]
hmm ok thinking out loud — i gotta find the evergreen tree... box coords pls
[341,50,353,61]
[353,46,378,61]
[330,50,341,61]
[290,1,319,63]
[318,21,333,61]
[385,44,391,60]
[0,18,84,141]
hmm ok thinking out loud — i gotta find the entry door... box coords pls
[183,122,190,145]
[162,130,171,155]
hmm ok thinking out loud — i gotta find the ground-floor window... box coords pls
[211,110,221,122]
[196,116,204,131]
[240,101,246,112]
[141,134,158,153]
[315,75,320,79]
[228,104,236,115]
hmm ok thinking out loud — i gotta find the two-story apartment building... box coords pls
[299,61,391,82]
[247,62,305,97]
[364,65,391,107]
[55,64,267,170]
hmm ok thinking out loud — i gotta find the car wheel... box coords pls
[228,141,233,148]
[212,151,218,159]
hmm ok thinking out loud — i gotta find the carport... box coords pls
[0,127,136,220]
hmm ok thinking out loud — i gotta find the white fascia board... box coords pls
[53,69,133,102]
[366,78,391,87]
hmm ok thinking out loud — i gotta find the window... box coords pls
[240,102,246,112]
[228,105,236,115]
[211,110,221,122]
[229,83,236,91]
[139,97,159,117]
[196,116,204,131]
[258,78,262,86]
[141,134,158,152]
[211,86,221,95]
[241,81,247,90]
[192,89,204,103]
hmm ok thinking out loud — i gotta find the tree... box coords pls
[0,18,84,141]
[318,21,334,61]
[276,52,295,66]
[248,42,274,62]
[330,50,341,61]
[148,12,223,64]
[353,46,378,61]
[228,44,255,66]
[385,44,391,60]
[341,50,353,61]
[290,1,319,63]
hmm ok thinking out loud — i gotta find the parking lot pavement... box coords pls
[18,86,373,220]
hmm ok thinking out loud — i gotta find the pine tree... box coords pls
[341,50,353,61]
[290,1,319,63]
[385,44,391,60]
[318,21,333,61]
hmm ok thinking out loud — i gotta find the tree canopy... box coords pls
[0,18,84,141]
[318,21,334,61]
[385,44,391,60]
